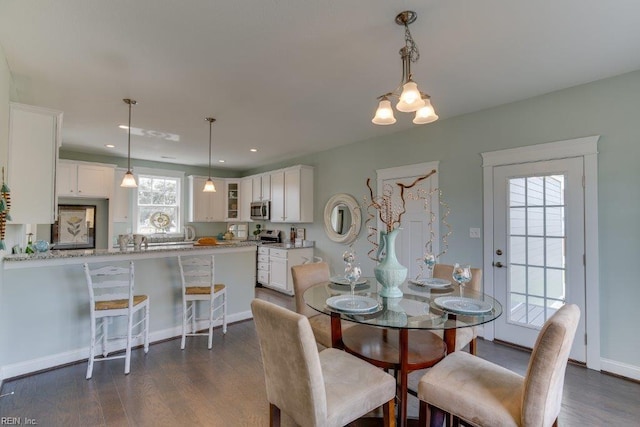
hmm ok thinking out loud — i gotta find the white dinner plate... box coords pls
[433,296,493,314]
[329,276,368,286]
[409,278,451,288]
[326,295,380,313]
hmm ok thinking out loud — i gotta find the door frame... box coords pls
[481,136,600,371]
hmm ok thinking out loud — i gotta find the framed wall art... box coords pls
[52,204,96,249]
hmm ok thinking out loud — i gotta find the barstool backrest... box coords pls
[178,255,215,289]
[83,262,134,313]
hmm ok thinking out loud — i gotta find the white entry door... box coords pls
[377,162,439,280]
[493,157,586,362]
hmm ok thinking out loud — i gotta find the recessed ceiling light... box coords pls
[105,144,115,148]
[250,148,258,152]
[218,159,225,163]
[161,155,176,159]
[119,125,129,130]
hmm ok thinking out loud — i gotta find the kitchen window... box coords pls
[134,168,184,235]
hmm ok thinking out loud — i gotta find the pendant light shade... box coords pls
[413,97,439,124]
[372,97,397,125]
[120,98,138,188]
[396,80,425,112]
[203,117,217,193]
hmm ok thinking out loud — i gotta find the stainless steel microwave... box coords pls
[250,201,270,220]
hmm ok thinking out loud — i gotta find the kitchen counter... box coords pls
[0,243,257,382]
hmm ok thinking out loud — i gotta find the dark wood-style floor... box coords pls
[1,287,639,426]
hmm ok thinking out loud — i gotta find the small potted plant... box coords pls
[252,223,262,240]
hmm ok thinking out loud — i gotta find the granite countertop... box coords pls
[2,241,258,263]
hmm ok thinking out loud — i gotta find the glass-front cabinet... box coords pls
[225,180,239,221]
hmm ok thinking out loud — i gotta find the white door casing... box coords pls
[482,136,600,370]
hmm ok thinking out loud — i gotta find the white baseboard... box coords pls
[600,357,640,381]
[0,310,252,381]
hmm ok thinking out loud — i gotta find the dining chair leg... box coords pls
[124,311,133,375]
[383,397,396,427]
[86,318,96,379]
[469,338,477,355]
[181,300,187,350]
[269,403,281,427]
[222,292,227,334]
[419,401,428,426]
[191,301,196,335]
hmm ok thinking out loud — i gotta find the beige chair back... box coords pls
[251,299,327,426]
[522,304,580,426]
[433,263,482,291]
[291,262,330,318]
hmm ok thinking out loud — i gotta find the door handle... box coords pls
[492,261,506,268]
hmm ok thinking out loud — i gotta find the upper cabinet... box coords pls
[270,165,314,223]
[239,178,253,222]
[7,103,62,224]
[225,180,239,221]
[252,174,270,202]
[188,176,225,222]
[57,161,115,198]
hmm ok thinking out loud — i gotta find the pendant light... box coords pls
[372,11,438,125]
[120,98,138,187]
[203,117,217,192]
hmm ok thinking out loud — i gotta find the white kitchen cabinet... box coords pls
[240,178,253,221]
[264,246,314,295]
[7,103,62,224]
[257,246,270,286]
[112,168,131,222]
[188,176,225,222]
[270,165,314,223]
[251,174,270,201]
[57,161,114,198]
[225,180,239,221]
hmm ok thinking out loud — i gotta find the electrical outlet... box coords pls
[469,228,481,238]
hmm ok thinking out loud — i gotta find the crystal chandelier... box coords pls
[372,11,438,126]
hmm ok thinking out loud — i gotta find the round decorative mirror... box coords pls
[323,193,361,244]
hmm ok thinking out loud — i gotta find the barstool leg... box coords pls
[191,302,196,335]
[124,311,133,375]
[144,302,150,353]
[102,318,109,357]
[222,292,227,334]
[181,299,187,350]
[208,296,214,349]
[87,317,96,379]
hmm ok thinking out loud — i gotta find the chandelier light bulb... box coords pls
[396,81,425,112]
[372,98,397,125]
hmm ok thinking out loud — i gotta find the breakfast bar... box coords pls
[0,243,257,380]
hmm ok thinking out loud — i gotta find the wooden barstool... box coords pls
[178,254,227,349]
[83,261,150,379]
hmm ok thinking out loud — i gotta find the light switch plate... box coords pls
[469,228,481,238]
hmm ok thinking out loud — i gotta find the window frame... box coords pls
[132,167,185,236]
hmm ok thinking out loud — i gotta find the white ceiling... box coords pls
[1,1,640,170]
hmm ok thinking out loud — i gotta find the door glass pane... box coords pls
[510,236,526,264]
[507,174,567,328]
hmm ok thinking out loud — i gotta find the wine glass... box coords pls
[423,252,436,277]
[452,263,472,298]
[345,264,362,307]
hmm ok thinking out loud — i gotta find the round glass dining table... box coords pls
[303,277,502,427]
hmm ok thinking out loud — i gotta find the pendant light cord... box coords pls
[208,120,212,179]
[127,101,132,172]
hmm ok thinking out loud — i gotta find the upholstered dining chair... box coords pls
[291,262,355,348]
[418,304,580,427]
[432,263,483,354]
[251,299,397,427]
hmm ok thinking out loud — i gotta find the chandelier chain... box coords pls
[403,24,419,63]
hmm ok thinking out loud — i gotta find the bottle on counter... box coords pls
[290,227,296,242]
[25,233,35,254]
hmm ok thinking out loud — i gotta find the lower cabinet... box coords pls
[262,246,314,296]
